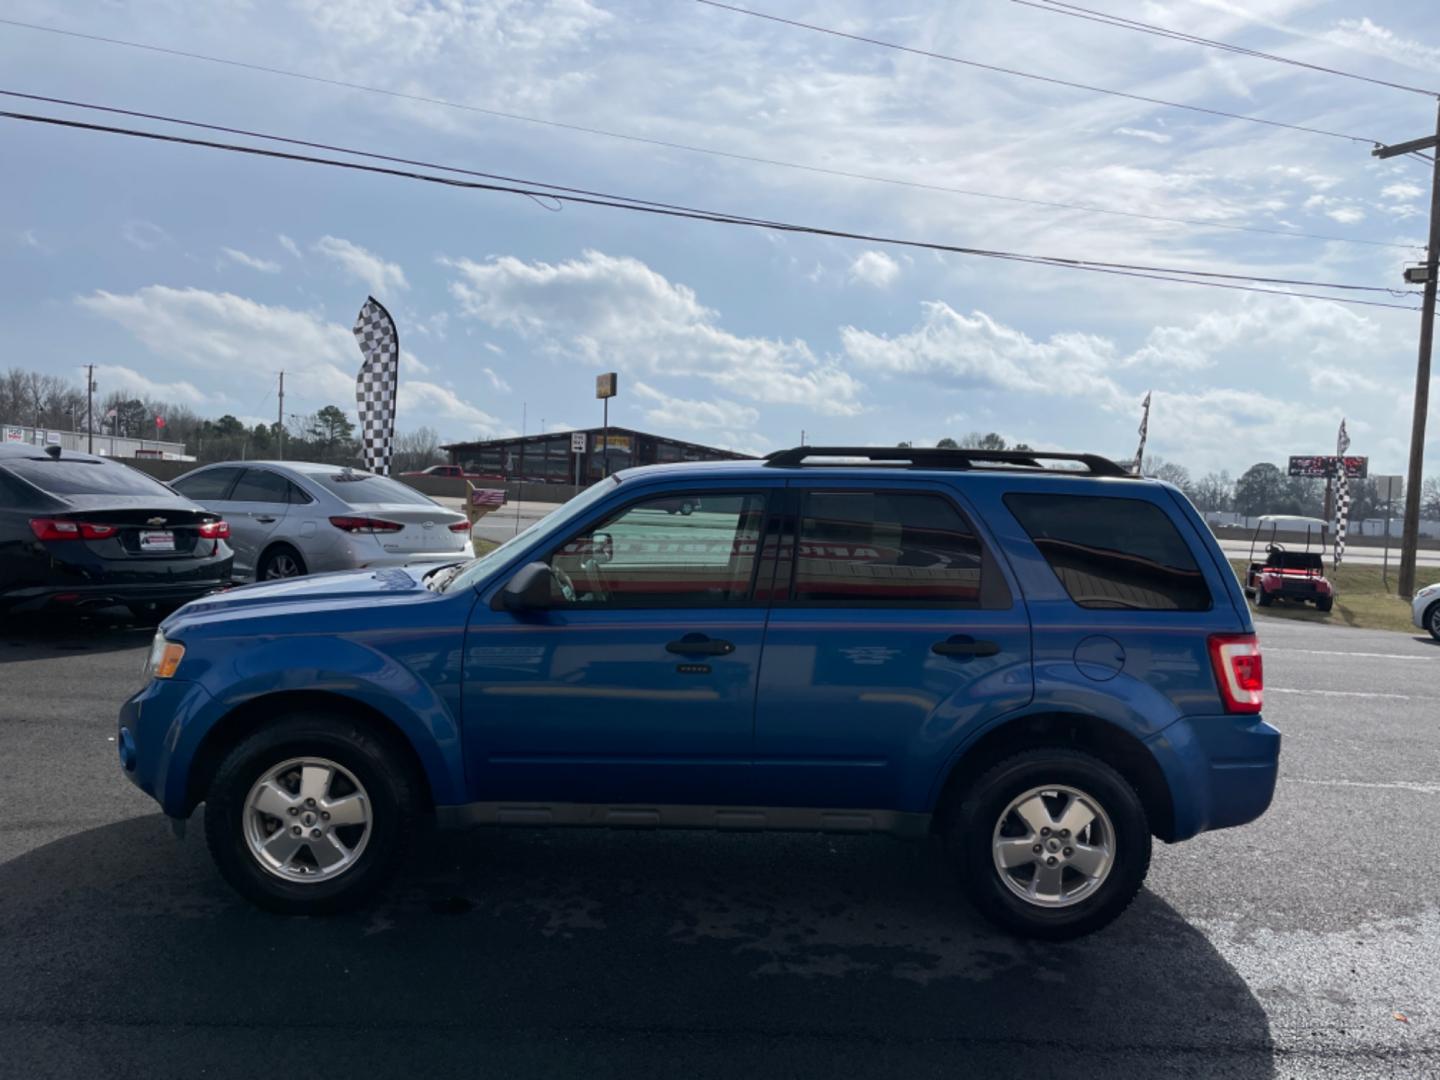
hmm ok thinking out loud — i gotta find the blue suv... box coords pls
[117,447,1278,939]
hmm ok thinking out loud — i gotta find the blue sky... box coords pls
[3,0,1439,474]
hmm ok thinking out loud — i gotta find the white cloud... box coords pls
[91,364,212,407]
[313,235,408,296]
[633,382,760,432]
[1325,207,1366,225]
[841,302,1125,404]
[446,250,863,415]
[849,250,901,288]
[1382,183,1423,202]
[482,366,511,393]
[1327,18,1440,73]
[221,247,281,273]
[278,234,302,259]
[400,351,430,375]
[75,285,504,439]
[18,229,43,251]
[1114,127,1172,144]
[121,220,168,251]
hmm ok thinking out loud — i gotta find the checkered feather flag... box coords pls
[353,296,399,476]
[1334,418,1351,566]
[1133,391,1152,475]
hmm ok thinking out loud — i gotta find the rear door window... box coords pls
[172,467,242,501]
[1005,493,1211,611]
[788,490,1005,608]
[229,469,296,503]
[4,458,173,497]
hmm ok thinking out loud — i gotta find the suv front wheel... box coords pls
[952,748,1151,940]
[203,713,419,914]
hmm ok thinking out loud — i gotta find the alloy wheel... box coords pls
[264,553,301,579]
[243,757,372,883]
[992,784,1115,908]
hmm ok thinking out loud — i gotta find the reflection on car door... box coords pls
[462,486,780,808]
[224,468,292,579]
[751,483,1033,812]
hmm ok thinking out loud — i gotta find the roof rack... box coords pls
[762,446,1133,478]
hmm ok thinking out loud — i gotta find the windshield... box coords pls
[439,477,621,593]
[310,469,438,507]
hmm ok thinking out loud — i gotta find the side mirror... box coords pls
[497,561,553,611]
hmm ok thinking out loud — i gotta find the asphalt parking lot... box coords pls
[1,615,1437,1079]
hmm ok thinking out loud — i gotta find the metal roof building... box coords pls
[442,426,753,484]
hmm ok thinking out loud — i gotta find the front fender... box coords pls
[168,634,465,815]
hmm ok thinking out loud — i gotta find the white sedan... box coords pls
[1413,582,1440,640]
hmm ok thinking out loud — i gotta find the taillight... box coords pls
[1208,633,1263,714]
[448,520,471,533]
[198,520,230,540]
[29,518,118,541]
[329,515,404,534]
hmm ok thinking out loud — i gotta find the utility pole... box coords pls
[1373,101,1440,599]
[276,371,285,461]
[85,364,95,453]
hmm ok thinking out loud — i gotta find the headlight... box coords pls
[145,632,186,680]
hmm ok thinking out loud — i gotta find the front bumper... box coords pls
[117,677,216,816]
[1146,712,1281,842]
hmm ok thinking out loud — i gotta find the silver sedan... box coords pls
[170,461,473,581]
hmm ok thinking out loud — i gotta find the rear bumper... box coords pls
[1,577,233,614]
[1146,712,1280,842]
[358,545,473,570]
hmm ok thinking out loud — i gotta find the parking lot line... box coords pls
[1269,687,1413,700]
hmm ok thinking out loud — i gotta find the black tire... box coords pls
[203,712,420,914]
[1256,589,1274,607]
[1316,596,1334,613]
[257,544,307,581]
[1426,601,1440,642]
[950,748,1151,941]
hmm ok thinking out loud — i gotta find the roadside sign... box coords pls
[1376,475,1403,501]
[1288,455,1367,479]
[595,372,618,399]
[3,427,22,442]
[570,432,587,453]
[45,431,61,445]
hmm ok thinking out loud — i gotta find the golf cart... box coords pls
[1242,515,1335,612]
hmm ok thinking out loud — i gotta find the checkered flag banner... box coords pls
[353,296,399,476]
[1133,390,1152,476]
[1334,418,1351,566]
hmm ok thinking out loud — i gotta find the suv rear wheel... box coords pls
[203,713,419,914]
[952,748,1150,940]
[1426,600,1440,642]
[258,544,307,581]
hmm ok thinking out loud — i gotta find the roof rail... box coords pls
[762,446,1133,478]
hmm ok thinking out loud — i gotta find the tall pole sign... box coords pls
[1372,102,1440,597]
[596,372,618,477]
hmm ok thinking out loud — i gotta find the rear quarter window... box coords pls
[1005,492,1212,611]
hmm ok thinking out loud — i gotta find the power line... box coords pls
[0,104,1422,312]
[0,18,1415,252]
[1011,0,1439,97]
[8,88,1418,257]
[692,0,1382,145]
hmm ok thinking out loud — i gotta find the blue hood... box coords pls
[165,567,434,627]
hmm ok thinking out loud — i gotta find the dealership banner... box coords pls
[1287,455,1367,479]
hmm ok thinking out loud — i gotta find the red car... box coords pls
[399,464,472,479]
